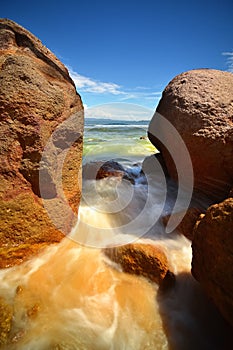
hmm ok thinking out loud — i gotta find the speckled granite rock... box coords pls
[0,19,83,268]
[148,69,233,200]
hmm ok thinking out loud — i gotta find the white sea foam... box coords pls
[0,215,230,349]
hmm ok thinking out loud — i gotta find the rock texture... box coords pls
[0,19,83,268]
[148,69,233,200]
[0,297,13,345]
[104,243,175,289]
[192,198,233,327]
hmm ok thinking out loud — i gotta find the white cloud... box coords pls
[119,91,162,103]
[222,52,233,72]
[68,67,162,107]
[85,103,153,121]
[69,68,124,95]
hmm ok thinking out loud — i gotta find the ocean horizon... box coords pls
[83,117,157,165]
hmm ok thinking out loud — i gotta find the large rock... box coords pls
[148,69,233,200]
[104,243,175,289]
[0,19,83,268]
[192,198,233,326]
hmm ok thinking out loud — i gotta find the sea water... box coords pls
[0,118,232,349]
[83,118,156,164]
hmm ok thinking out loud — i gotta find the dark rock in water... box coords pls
[162,207,203,241]
[0,19,84,268]
[148,69,233,201]
[103,243,175,288]
[192,198,233,327]
[83,160,135,184]
[159,270,176,292]
[142,153,169,178]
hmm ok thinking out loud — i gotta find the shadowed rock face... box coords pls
[192,198,233,327]
[0,19,84,268]
[148,69,233,201]
[162,207,203,241]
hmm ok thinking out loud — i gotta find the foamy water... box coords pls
[1,109,232,349]
[0,175,231,349]
[0,238,167,350]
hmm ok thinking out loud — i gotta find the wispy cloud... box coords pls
[68,67,162,107]
[85,103,153,121]
[69,68,124,95]
[119,90,162,102]
[222,52,233,72]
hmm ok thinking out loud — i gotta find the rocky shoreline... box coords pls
[0,18,233,344]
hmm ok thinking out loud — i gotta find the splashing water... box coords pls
[0,176,231,349]
[0,239,167,349]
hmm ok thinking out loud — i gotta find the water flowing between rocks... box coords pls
[0,168,232,350]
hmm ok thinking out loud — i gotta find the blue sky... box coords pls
[1,0,233,115]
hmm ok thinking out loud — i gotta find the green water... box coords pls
[83,118,157,164]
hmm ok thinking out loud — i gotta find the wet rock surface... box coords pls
[82,160,136,184]
[104,243,175,289]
